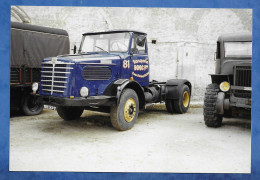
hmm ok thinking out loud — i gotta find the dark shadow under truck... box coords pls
[34,30,192,131]
[204,33,252,127]
[10,22,70,115]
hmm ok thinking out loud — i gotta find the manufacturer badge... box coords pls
[51,58,57,63]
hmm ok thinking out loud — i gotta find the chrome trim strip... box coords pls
[42,61,74,65]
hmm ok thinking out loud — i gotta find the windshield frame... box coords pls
[78,32,131,54]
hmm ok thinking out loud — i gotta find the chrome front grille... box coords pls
[41,61,74,95]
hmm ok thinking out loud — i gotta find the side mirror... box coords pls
[73,45,77,54]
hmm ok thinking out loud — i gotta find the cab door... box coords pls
[130,33,149,87]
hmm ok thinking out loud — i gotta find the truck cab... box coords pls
[37,30,192,131]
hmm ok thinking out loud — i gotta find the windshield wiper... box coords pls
[95,46,109,53]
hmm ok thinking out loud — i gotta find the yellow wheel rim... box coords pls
[123,98,136,122]
[183,91,189,108]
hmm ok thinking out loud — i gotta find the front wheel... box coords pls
[203,83,223,127]
[57,106,84,121]
[110,88,139,131]
[21,94,44,116]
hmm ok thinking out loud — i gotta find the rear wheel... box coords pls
[21,94,43,116]
[57,106,84,121]
[110,88,139,131]
[203,83,223,127]
[173,85,191,113]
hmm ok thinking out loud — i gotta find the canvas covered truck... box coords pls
[203,33,252,127]
[10,22,70,115]
[33,30,192,130]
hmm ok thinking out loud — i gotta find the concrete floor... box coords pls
[9,105,251,173]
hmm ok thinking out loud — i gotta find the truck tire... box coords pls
[166,100,175,113]
[110,88,139,131]
[21,94,43,116]
[173,84,191,114]
[203,83,223,127]
[57,106,84,121]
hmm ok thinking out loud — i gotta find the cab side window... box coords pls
[131,34,146,54]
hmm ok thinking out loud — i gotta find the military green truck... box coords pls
[203,33,252,127]
[10,22,70,115]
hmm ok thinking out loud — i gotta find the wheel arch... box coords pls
[103,79,145,109]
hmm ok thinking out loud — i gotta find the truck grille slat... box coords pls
[233,65,251,98]
[42,67,73,69]
[41,71,71,74]
[41,84,66,88]
[42,89,65,93]
[42,75,68,79]
[41,61,73,95]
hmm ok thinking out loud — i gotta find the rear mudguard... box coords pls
[103,79,145,108]
[165,79,192,100]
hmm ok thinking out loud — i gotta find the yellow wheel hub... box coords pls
[183,91,190,108]
[123,98,136,122]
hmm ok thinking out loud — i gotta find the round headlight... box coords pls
[32,82,39,92]
[80,87,89,97]
[219,81,230,92]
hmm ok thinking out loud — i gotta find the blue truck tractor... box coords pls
[33,30,192,131]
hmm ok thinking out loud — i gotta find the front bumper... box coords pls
[38,94,116,107]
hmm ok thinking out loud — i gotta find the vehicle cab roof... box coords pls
[218,32,252,42]
[83,30,146,36]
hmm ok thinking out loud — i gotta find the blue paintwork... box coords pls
[39,32,149,98]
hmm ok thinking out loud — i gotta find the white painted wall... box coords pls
[11,7,252,101]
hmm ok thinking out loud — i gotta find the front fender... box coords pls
[210,74,232,85]
[103,79,145,108]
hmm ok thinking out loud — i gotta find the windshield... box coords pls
[80,32,131,53]
[224,41,252,58]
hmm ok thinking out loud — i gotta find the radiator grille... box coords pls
[41,61,73,95]
[82,66,112,80]
[233,65,251,98]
